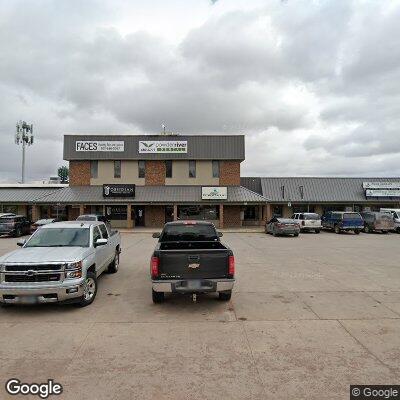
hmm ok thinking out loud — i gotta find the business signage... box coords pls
[363,182,400,189]
[103,184,135,198]
[365,189,400,197]
[202,186,228,200]
[76,141,124,152]
[138,140,187,154]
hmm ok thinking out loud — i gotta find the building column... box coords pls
[173,204,178,221]
[79,204,85,216]
[258,205,263,225]
[32,205,39,222]
[219,204,224,229]
[265,204,272,222]
[127,204,133,229]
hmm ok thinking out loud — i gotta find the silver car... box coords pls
[265,217,300,237]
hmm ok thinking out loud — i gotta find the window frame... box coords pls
[212,160,220,178]
[138,160,146,178]
[189,160,196,178]
[165,160,173,178]
[114,160,121,179]
[90,161,98,179]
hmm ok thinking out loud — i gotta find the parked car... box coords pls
[0,213,16,218]
[150,221,235,303]
[0,221,121,307]
[0,215,31,237]
[360,211,395,233]
[322,211,363,234]
[77,214,111,229]
[31,218,58,233]
[292,213,321,233]
[380,208,400,233]
[265,217,300,237]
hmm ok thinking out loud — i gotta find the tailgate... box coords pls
[159,249,230,279]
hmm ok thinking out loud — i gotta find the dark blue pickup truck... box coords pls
[322,211,364,234]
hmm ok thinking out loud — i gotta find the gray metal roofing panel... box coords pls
[240,177,262,195]
[0,188,63,203]
[257,177,400,203]
[36,185,267,204]
[64,135,245,161]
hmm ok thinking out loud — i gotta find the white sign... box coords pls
[363,182,400,189]
[202,187,228,200]
[138,140,187,154]
[76,141,124,152]
[366,189,400,197]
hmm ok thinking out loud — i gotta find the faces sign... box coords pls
[139,141,187,154]
[202,187,228,200]
[103,184,135,198]
[76,141,124,152]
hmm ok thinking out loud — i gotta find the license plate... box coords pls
[20,296,38,304]
[187,281,200,289]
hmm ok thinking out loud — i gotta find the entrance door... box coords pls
[165,206,174,223]
[134,206,145,226]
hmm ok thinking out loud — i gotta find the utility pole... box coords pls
[15,121,34,183]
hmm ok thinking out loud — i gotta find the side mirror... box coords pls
[17,239,26,247]
[95,238,108,247]
[152,232,161,239]
[217,231,223,237]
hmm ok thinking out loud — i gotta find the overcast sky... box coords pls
[1,0,400,182]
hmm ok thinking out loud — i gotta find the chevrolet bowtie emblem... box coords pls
[188,263,200,269]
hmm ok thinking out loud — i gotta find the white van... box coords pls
[380,209,400,233]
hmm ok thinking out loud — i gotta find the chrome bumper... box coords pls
[152,279,235,293]
[0,278,85,304]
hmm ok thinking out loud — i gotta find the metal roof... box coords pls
[64,134,245,161]
[241,177,400,203]
[35,185,267,204]
[0,188,63,203]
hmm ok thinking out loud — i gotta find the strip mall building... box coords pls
[1,134,400,228]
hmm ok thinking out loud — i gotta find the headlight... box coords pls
[65,261,82,279]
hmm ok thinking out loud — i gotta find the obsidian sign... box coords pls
[103,184,135,198]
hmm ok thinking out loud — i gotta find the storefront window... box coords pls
[1,205,18,214]
[189,161,196,178]
[244,206,257,220]
[212,161,219,178]
[178,205,219,220]
[106,205,127,220]
[91,161,98,179]
[272,205,283,217]
[138,160,145,178]
[165,160,172,178]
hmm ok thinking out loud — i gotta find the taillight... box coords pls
[150,256,159,278]
[228,256,235,276]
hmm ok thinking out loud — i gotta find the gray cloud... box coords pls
[1,0,400,182]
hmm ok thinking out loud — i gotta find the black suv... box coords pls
[0,215,31,237]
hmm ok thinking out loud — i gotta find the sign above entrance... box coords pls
[103,184,135,198]
[76,141,125,152]
[138,140,187,154]
[365,189,400,197]
[202,186,228,200]
[363,182,400,189]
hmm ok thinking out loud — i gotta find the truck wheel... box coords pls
[294,233,299,237]
[397,227,400,234]
[107,251,119,274]
[14,228,22,237]
[334,225,340,234]
[272,229,277,237]
[315,230,320,234]
[354,230,360,235]
[75,272,97,307]
[364,226,370,233]
[152,289,165,304]
[218,291,232,301]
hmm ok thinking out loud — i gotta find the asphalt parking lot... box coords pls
[0,231,399,400]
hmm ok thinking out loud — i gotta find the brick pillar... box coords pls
[127,204,133,229]
[32,205,39,222]
[145,161,166,185]
[79,204,85,216]
[219,204,224,229]
[265,204,272,222]
[173,204,178,221]
[258,205,263,226]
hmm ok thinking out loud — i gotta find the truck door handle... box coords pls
[188,255,200,262]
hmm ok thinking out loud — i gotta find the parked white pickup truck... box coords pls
[0,221,121,307]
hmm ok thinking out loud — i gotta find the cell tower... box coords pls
[15,121,34,183]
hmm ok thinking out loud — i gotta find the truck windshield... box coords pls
[25,228,90,247]
[304,214,320,220]
[160,224,218,242]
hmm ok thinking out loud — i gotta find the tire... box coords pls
[294,233,299,237]
[334,225,340,234]
[354,230,360,235]
[272,229,277,237]
[364,225,370,233]
[107,250,119,274]
[152,289,165,304]
[218,291,232,301]
[315,230,320,234]
[397,227,400,234]
[382,230,389,234]
[75,271,97,307]
[14,228,22,237]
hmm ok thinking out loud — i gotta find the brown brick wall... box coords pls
[69,161,91,186]
[223,205,241,227]
[145,161,166,185]
[145,205,165,227]
[219,161,241,186]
